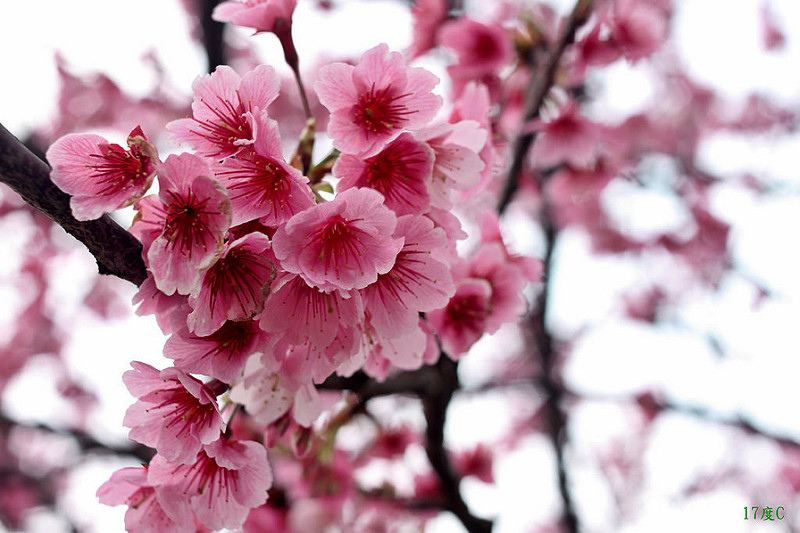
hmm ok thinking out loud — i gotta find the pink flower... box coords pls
[610,0,668,62]
[427,278,492,357]
[46,126,157,220]
[761,2,786,51]
[148,439,272,531]
[131,274,188,335]
[259,273,364,347]
[187,232,274,336]
[164,318,270,383]
[529,101,601,169]
[213,0,297,34]
[439,18,513,80]
[167,65,280,158]
[123,362,226,464]
[335,132,435,216]
[357,320,429,380]
[215,114,315,226]
[272,187,403,292]
[146,153,232,295]
[315,43,441,157]
[415,120,487,208]
[98,466,192,533]
[407,0,448,59]
[360,214,454,339]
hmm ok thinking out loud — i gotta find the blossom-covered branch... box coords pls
[0,123,147,286]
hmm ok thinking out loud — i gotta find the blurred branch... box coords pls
[0,123,147,286]
[497,0,595,214]
[0,412,153,463]
[200,0,227,72]
[322,357,493,532]
[568,389,800,450]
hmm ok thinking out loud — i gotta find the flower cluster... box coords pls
[45,35,538,529]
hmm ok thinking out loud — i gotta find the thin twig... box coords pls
[497,0,595,214]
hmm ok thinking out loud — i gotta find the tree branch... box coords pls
[200,0,227,73]
[497,0,595,214]
[0,123,147,286]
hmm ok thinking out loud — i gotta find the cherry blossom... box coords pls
[315,43,441,157]
[213,0,297,34]
[272,187,403,292]
[167,65,280,158]
[148,439,272,531]
[46,126,157,220]
[123,362,226,464]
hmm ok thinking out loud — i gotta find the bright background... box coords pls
[1,0,800,531]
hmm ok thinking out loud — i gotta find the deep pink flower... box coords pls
[215,113,315,226]
[164,318,270,383]
[449,82,494,199]
[213,0,296,34]
[610,0,668,62]
[259,273,364,347]
[131,274,189,335]
[360,214,454,339]
[335,132,434,216]
[529,101,601,169]
[167,65,280,158]
[123,362,226,464]
[149,439,272,531]
[315,43,441,157]
[439,18,513,80]
[46,126,157,220]
[272,187,403,292]
[187,232,274,336]
[98,466,192,533]
[146,153,232,295]
[427,278,492,356]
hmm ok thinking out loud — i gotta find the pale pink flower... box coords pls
[97,466,192,533]
[450,82,494,199]
[146,153,232,295]
[164,318,270,383]
[148,439,272,531]
[123,362,226,464]
[360,214,454,339]
[427,278,492,357]
[259,273,364,347]
[230,354,324,426]
[46,126,157,220]
[415,121,487,208]
[186,232,274,336]
[167,65,280,158]
[335,132,435,216]
[315,43,441,157]
[213,0,297,34]
[272,187,403,292]
[357,320,429,380]
[439,18,513,80]
[215,113,314,226]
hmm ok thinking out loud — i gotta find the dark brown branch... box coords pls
[0,123,147,286]
[423,357,493,533]
[497,0,595,214]
[200,0,227,72]
[528,200,579,533]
